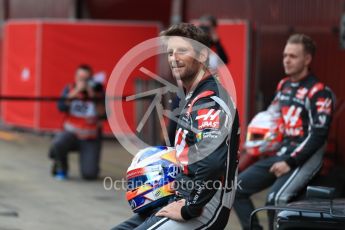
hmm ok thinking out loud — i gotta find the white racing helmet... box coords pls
[245,111,284,156]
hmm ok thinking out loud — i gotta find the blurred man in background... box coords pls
[199,15,229,68]
[234,34,334,230]
[49,64,105,180]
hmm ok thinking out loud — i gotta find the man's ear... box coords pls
[198,48,209,64]
[305,53,312,66]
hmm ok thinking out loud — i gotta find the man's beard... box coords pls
[172,65,199,86]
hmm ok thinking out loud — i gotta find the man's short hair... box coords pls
[287,34,316,57]
[160,23,211,66]
[77,64,93,76]
[160,23,211,49]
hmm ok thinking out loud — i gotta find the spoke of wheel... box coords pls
[156,102,171,146]
[139,67,179,93]
[136,95,160,133]
[126,87,169,101]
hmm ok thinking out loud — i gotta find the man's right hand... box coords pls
[67,81,87,99]
[76,80,87,92]
[269,161,291,177]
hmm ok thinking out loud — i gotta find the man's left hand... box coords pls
[155,199,186,221]
[269,161,291,177]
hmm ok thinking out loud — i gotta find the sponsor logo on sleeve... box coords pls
[316,98,332,114]
[196,109,220,130]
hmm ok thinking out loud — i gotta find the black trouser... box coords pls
[233,155,295,230]
[111,207,165,230]
[112,188,232,230]
[112,207,231,230]
[49,131,102,180]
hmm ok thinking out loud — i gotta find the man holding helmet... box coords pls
[112,23,240,230]
[234,34,334,230]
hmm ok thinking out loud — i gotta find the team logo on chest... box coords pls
[196,109,220,130]
[296,87,308,100]
[282,106,304,136]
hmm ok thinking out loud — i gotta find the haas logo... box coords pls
[282,106,303,136]
[316,98,332,114]
[196,109,220,130]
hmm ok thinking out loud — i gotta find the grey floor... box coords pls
[0,130,268,230]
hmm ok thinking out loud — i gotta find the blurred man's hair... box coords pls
[287,34,316,57]
[199,15,217,27]
[77,64,93,76]
[160,23,211,49]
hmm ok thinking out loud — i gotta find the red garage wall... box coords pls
[0,28,3,113]
[1,20,160,134]
[2,23,38,128]
[217,21,250,143]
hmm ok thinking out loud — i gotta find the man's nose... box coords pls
[170,53,180,66]
[170,52,180,61]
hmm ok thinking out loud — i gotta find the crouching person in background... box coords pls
[49,64,105,180]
